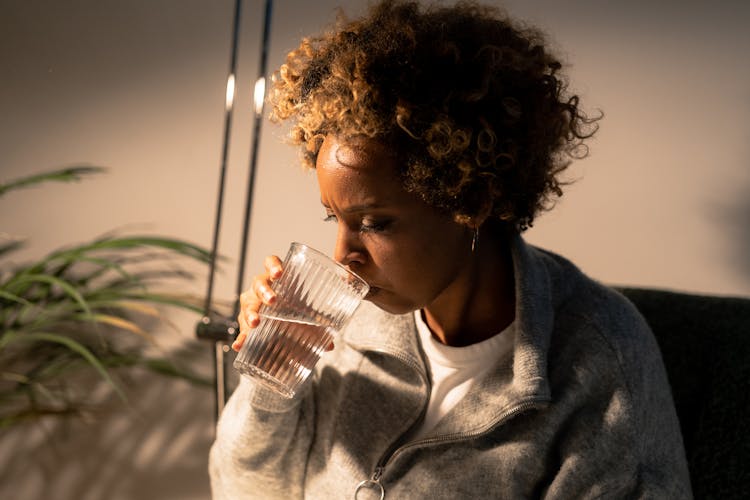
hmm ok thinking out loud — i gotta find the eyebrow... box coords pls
[320,201,385,214]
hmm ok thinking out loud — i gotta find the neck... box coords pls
[423,226,516,347]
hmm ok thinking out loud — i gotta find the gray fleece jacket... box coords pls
[209,236,692,499]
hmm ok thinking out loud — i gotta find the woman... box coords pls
[209,1,691,498]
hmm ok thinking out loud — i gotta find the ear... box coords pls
[471,194,493,229]
[453,186,493,229]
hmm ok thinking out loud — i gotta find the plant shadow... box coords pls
[0,346,215,500]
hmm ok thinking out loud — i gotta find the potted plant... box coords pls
[0,167,216,427]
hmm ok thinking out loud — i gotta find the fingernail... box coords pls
[263,291,275,303]
[271,266,282,278]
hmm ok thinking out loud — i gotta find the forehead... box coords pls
[316,135,403,204]
[316,134,397,173]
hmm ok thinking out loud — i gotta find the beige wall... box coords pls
[2,0,748,301]
[1,1,748,498]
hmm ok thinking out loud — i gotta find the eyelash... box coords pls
[323,214,389,233]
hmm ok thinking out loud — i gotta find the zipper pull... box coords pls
[354,467,385,500]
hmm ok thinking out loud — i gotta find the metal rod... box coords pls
[234,0,274,308]
[199,0,243,423]
[197,0,275,422]
[218,0,274,413]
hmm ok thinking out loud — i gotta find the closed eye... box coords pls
[323,211,391,233]
[359,217,392,233]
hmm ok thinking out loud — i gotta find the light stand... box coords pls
[196,0,274,422]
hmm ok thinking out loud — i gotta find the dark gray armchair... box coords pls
[618,287,750,499]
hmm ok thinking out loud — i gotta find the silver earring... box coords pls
[471,227,479,253]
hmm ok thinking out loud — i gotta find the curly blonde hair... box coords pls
[270,0,600,231]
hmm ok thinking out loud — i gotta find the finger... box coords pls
[252,273,277,305]
[239,290,262,328]
[232,301,251,351]
[231,330,247,352]
[264,255,284,280]
[236,299,255,330]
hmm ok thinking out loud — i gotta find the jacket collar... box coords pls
[343,302,424,377]
[509,232,554,400]
[341,234,559,430]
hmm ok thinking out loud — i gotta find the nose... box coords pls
[333,224,366,269]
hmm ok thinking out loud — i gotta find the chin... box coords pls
[365,288,417,316]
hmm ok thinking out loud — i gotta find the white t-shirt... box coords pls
[412,310,515,439]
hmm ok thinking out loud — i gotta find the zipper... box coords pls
[351,343,549,499]
[360,346,548,498]
[363,398,548,498]
[354,466,385,500]
[350,346,430,499]
[377,398,548,470]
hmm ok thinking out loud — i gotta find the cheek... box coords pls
[377,232,463,293]
[409,226,469,286]
[381,252,422,287]
[357,236,412,288]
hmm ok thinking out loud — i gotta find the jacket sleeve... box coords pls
[542,382,692,499]
[542,314,692,499]
[208,376,315,499]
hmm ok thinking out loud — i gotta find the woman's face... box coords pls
[316,134,473,315]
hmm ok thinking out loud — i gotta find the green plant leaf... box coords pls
[47,236,213,264]
[0,289,32,307]
[88,269,194,293]
[0,166,105,197]
[3,273,91,315]
[0,168,216,429]
[1,371,30,384]
[0,408,80,428]
[0,331,126,402]
[2,236,213,301]
[117,291,205,313]
[143,358,212,386]
[72,313,157,346]
[70,255,134,283]
[87,299,161,318]
[0,239,25,258]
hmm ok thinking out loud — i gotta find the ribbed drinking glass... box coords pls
[233,242,369,398]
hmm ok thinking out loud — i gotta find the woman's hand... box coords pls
[232,255,284,352]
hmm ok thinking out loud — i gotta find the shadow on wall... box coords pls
[0,370,215,500]
[731,185,750,289]
[713,163,750,294]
